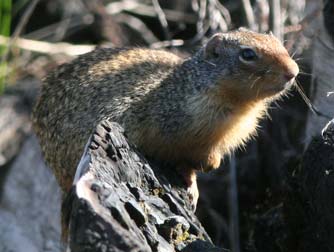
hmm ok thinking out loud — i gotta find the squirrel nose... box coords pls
[284,60,299,81]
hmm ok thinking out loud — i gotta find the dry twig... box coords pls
[106,0,197,23]
[0,35,95,56]
[269,0,282,40]
[241,0,256,31]
[150,39,184,49]
[152,0,171,41]
[114,13,159,44]
[254,0,269,32]
[23,15,94,41]
[284,6,321,52]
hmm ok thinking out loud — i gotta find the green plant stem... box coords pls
[0,0,12,93]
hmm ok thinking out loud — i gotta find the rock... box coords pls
[0,95,30,166]
[0,135,62,252]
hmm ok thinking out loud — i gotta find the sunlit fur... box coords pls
[33,28,299,191]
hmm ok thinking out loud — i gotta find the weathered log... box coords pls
[285,118,334,252]
[63,120,224,252]
[252,118,334,252]
[304,0,334,143]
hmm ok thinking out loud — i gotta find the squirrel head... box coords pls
[201,28,299,104]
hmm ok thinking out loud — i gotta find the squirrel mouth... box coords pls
[264,81,292,95]
[284,80,294,89]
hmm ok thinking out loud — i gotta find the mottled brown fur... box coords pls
[32,29,299,192]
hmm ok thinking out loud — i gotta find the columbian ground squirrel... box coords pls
[33,28,299,207]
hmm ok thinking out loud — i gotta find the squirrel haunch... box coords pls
[33,29,299,191]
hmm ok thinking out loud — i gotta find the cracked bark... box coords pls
[62,120,224,252]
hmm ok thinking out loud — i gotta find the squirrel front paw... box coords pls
[204,151,221,172]
[177,167,199,211]
[187,178,199,211]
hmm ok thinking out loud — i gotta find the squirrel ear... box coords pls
[204,34,223,60]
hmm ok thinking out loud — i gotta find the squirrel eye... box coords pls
[240,48,258,61]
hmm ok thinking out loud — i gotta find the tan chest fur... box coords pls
[134,91,267,170]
